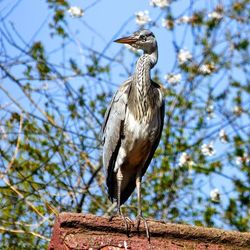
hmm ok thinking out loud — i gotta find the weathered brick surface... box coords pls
[48,213,250,250]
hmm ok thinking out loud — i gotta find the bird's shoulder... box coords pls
[151,79,165,91]
[114,77,132,101]
[150,80,165,106]
[101,77,132,142]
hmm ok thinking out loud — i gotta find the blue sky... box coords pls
[0,0,189,75]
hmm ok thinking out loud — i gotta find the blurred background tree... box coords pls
[0,0,249,248]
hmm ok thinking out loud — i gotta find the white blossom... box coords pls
[210,188,220,202]
[201,142,216,156]
[42,82,49,90]
[165,73,182,85]
[235,156,243,166]
[0,126,7,140]
[135,11,151,26]
[161,18,173,29]
[176,15,191,24]
[235,154,250,166]
[178,49,192,64]
[233,105,243,116]
[199,64,210,74]
[208,11,223,20]
[206,104,215,119]
[219,129,229,143]
[199,63,215,74]
[150,0,170,8]
[178,152,195,167]
[68,6,84,18]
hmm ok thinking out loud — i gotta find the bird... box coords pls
[101,29,165,239]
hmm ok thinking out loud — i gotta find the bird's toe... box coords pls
[109,213,133,237]
[134,215,150,241]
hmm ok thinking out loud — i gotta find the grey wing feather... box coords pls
[141,97,165,177]
[101,77,132,143]
[102,78,132,200]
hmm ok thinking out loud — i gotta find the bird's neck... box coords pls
[147,47,158,68]
[134,49,158,91]
[129,49,158,120]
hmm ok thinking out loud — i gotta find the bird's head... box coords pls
[114,29,157,54]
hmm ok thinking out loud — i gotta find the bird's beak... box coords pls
[114,35,137,45]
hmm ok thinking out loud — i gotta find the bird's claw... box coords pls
[109,213,133,237]
[135,215,150,242]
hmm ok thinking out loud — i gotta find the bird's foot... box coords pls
[109,213,133,237]
[135,215,150,242]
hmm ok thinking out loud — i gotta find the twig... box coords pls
[5,112,23,173]
[0,226,50,241]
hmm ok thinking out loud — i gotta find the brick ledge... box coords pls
[48,213,250,250]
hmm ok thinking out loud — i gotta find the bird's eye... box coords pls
[140,35,147,41]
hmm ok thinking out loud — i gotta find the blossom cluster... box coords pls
[150,0,170,8]
[235,154,250,166]
[199,63,215,75]
[178,152,195,167]
[0,126,7,140]
[176,15,192,24]
[68,6,84,18]
[219,129,229,143]
[201,142,216,157]
[135,11,151,26]
[165,73,182,85]
[135,3,224,27]
[206,104,215,120]
[208,10,223,20]
[233,105,243,116]
[162,18,174,29]
[210,189,220,202]
[178,49,192,64]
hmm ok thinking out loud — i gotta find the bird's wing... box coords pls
[141,95,165,177]
[101,77,132,143]
[119,84,165,205]
[101,78,132,199]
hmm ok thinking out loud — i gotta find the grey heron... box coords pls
[102,29,165,239]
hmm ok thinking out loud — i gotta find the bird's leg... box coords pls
[113,168,132,236]
[117,169,123,216]
[135,173,150,241]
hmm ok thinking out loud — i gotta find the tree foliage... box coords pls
[0,0,249,248]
